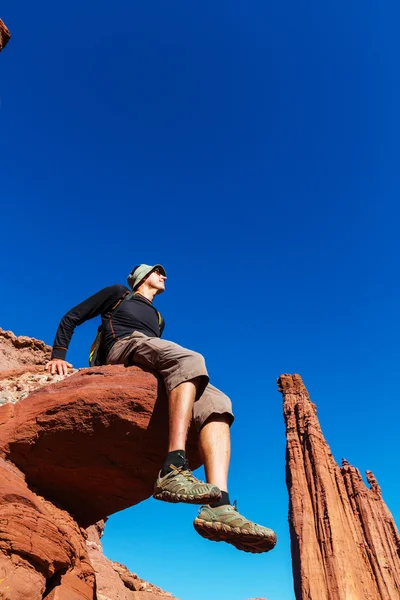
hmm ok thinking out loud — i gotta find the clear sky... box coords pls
[1,2,399,599]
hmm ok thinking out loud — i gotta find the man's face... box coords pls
[146,268,167,293]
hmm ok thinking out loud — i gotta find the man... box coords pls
[46,264,277,554]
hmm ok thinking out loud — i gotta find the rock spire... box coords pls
[0,19,10,52]
[278,373,400,600]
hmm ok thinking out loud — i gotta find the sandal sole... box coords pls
[193,517,277,554]
[153,490,222,505]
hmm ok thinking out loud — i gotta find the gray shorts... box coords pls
[106,331,234,431]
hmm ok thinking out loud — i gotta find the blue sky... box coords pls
[1,2,400,599]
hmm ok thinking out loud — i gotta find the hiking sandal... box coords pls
[153,465,222,504]
[193,502,277,554]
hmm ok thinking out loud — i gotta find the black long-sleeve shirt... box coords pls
[51,284,165,360]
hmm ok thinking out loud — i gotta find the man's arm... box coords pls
[46,284,128,374]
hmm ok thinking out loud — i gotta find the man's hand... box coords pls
[45,359,73,376]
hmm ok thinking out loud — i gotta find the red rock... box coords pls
[0,328,186,598]
[0,364,201,526]
[0,329,52,370]
[0,20,10,52]
[0,365,70,404]
[86,521,177,599]
[0,328,70,404]
[279,373,400,600]
[85,523,140,599]
[132,596,177,600]
[0,456,94,600]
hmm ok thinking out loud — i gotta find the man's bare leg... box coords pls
[198,414,231,492]
[168,378,199,451]
[194,413,277,554]
[153,377,221,504]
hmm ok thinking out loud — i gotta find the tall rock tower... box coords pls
[278,373,400,600]
[0,19,10,52]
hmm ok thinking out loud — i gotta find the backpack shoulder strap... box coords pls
[104,290,134,318]
[131,292,164,334]
[90,290,134,367]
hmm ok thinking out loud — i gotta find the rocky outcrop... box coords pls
[0,329,52,370]
[279,373,400,600]
[0,329,69,403]
[0,364,201,526]
[0,366,69,404]
[86,522,175,599]
[0,453,176,600]
[0,327,199,526]
[0,19,10,52]
[0,328,183,599]
[0,456,94,600]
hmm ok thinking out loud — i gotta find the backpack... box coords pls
[88,291,133,367]
[88,291,163,367]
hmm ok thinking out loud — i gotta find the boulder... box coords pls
[0,328,185,598]
[0,364,201,527]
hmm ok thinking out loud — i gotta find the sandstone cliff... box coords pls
[279,373,400,600]
[0,362,200,526]
[85,521,175,600]
[0,19,10,52]
[0,328,180,599]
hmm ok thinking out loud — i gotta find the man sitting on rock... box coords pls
[45,264,276,554]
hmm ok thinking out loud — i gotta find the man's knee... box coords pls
[184,351,207,381]
[188,350,206,368]
[194,386,235,431]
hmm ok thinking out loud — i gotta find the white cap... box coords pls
[127,264,166,290]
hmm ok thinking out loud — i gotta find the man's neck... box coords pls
[134,284,157,303]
